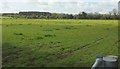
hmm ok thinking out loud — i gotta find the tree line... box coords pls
[2,9,119,20]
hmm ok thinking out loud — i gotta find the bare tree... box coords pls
[112,9,117,19]
[112,9,117,16]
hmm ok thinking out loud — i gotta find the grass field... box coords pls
[2,19,118,67]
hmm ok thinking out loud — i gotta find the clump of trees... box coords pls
[2,9,119,20]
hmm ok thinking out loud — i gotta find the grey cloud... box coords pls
[0,0,119,13]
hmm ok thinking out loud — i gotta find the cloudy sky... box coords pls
[0,0,119,14]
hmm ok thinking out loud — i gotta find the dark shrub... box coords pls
[36,37,44,40]
[14,33,23,35]
[44,34,56,37]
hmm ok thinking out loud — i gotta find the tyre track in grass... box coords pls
[43,35,109,66]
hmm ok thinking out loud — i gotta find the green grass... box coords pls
[2,19,118,67]
[1,16,13,19]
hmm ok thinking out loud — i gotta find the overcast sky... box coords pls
[0,0,119,14]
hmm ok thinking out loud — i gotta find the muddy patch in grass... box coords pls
[44,34,56,37]
[2,43,23,66]
[43,29,53,31]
